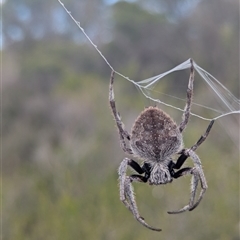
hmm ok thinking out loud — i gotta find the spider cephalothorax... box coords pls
[109,60,214,231]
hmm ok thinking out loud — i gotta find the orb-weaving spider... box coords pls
[109,60,214,231]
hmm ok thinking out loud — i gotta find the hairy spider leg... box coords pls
[168,149,207,214]
[167,120,214,214]
[190,120,215,151]
[170,120,215,170]
[118,158,162,231]
[109,71,133,155]
[179,59,194,133]
[109,70,161,231]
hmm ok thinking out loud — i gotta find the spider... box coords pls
[109,59,214,231]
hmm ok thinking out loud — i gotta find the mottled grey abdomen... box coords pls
[130,107,183,161]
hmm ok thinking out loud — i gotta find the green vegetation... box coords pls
[2,0,239,239]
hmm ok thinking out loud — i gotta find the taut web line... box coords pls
[58,0,240,122]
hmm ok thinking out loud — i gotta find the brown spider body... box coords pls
[130,106,183,163]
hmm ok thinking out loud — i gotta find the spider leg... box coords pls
[168,121,214,214]
[171,167,192,178]
[118,158,161,231]
[190,119,214,151]
[168,149,207,214]
[175,120,215,166]
[179,59,194,133]
[109,71,133,155]
[168,167,199,214]
[128,159,145,174]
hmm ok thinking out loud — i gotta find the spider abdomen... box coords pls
[130,106,183,161]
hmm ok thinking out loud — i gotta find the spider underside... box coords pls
[109,60,214,231]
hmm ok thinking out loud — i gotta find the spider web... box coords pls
[58,0,240,123]
[135,59,240,121]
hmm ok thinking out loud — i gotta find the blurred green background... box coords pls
[2,0,239,239]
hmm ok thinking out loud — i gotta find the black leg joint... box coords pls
[172,167,192,179]
[168,152,190,178]
[128,159,145,174]
[127,160,151,182]
[142,162,151,180]
[168,161,176,177]
[130,174,148,183]
[142,162,151,174]
[174,154,188,169]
